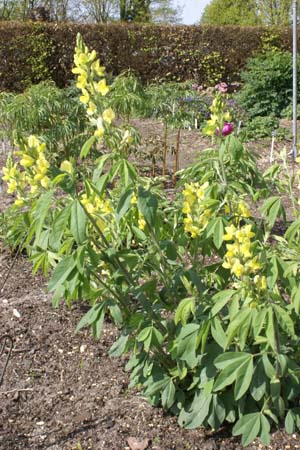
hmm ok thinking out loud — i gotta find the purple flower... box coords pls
[222,122,234,136]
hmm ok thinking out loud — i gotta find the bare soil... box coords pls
[1,120,300,450]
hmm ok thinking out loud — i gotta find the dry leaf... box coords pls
[127,436,149,450]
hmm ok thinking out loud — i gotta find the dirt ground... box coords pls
[1,120,300,450]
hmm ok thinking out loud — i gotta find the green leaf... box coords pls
[252,308,267,337]
[259,415,271,446]
[80,135,96,158]
[49,205,71,251]
[137,187,157,228]
[70,200,86,244]
[207,395,226,429]
[262,353,276,379]
[33,190,53,241]
[214,352,250,370]
[109,334,129,357]
[211,317,227,348]
[260,196,282,227]
[266,307,276,351]
[214,353,251,392]
[48,255,76,292]
[178,390,212,429]
[211,289,235,317]
[291,286,300,315]
[273,304,295,338]
[285,410,295,434]
[225,308,252,349]
[234,357,254,400]
[284,220,300,243]
[161,378,176,409]
[175,297,195,325]
[176,323,201,368]
[250,358,267,401]
[213,217,224,249]
[115,189,134,223]
[232,412,261,447]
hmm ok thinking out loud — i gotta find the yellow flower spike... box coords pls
[60,160,73,174]
[96,79,109,96]
[34,173,43,182]
[240,242,252,258]
[102,108,115,125]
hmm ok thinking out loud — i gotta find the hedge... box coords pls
[0,22,296,92]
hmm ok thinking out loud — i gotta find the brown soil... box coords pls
[1,121,300,450]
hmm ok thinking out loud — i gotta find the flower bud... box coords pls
[222,122,234,136]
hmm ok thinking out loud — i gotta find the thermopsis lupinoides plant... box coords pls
[3,34,300,447]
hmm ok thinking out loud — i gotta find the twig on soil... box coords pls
[0,387,33,395]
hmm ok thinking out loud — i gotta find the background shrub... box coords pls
[0,22,297,92]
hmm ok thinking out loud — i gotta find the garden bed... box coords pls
[1,122,300,450]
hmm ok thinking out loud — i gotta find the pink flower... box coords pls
[215,82,228,94]
[222,122,234,136]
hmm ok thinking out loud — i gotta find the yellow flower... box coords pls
[80,89,90,104]
[20,154,35,168]
[76,74,87,89]
[14,197,24,207]
[102,108,115,125]
[7,179,17,193]
[238,201,250,218]
[131,194,138,205]
[87,101,97,116]
[223,224,236,241]
[60,160,72,173]
[138,213,146,231]
[96,79,109,96]
[246,257,261,273]
[92,60,105,77]
[232,260,244,277]
[254,275,267,290]
[224,112,232,122]
[28,135,39,148]
[41,176,50,188]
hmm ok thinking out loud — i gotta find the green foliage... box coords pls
[0,82,89,162]
[201,0,259,25]
[237,50,298,119]
[3,35,300,447]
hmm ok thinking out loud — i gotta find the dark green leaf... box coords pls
[70,200,86,244]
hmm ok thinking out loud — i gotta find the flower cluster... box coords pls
[81,192,113,232]
[2,135,50,206]
[72,33,115,138]
[203,92,233,138]
[182,182,213,238]
[222,223,261,278]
